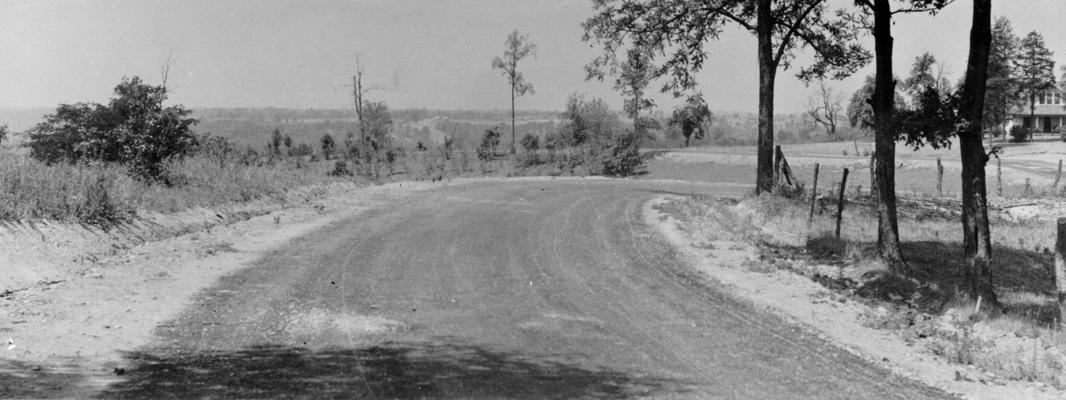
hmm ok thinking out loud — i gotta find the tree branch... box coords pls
[771,0,824,66]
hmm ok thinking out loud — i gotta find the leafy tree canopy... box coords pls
[582,0,871,96]
[27,76,198,182]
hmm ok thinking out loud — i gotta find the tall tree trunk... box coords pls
[755,0,775,194]
[1029,96,1036,141]
[871,0,904,265]
[958,0,998,306]
[511,80,516,154]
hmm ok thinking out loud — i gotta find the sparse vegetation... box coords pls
[656,190,1066,389]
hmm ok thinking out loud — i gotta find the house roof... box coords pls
[1010,103,1066,116]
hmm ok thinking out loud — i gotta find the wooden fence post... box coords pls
[1054,160,1063,189]
[997,157,1003,197]
[865,153,874,197]
[936,158,943,197]
[808,163,820,225]
[1056,218,1066,328]
[836,168,849,239]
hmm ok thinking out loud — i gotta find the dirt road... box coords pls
[96,179,953,399]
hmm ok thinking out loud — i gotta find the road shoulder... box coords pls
[643,195,1060,400]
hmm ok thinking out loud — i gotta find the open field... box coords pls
[645,136,1066,200]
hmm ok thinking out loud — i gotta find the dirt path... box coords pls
[0,181,443,397]
[4,178,956,399]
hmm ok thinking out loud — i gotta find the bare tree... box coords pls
[806,80,843,135]
[491,30,537,155]
[351,56,385,143]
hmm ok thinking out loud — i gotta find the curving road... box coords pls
[103,179,954,399]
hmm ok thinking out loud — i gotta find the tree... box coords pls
[614,45,657,135]
[584,0,870,194]
[853,0,952,266]
[0,124,8,147]
[983,17,1019,137]
[321,133,336,160]
[361,101,393,149]
[669,94,712,147]
[956,0,998,307]
[477,127,502,161]
[351,56,384,143]
[491,30,537,154]
[270,128,284,157]
[902,52,951,99]
[559,93,619,147]
[1014,31,1056,140]
[27,76,198,182]
[806,80,844,135]
[847,75,904,132]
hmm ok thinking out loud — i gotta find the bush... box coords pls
[1009,125,1028,143]
[520,133,540,152]
[477,128,502,161]
[601,132,644,177]
[26,77,198,183]
[328,160,352,176]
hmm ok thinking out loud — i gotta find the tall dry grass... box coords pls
[0,152,346,224]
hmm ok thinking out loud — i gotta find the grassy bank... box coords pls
[656,192,1065,389]
[0,152,350,224]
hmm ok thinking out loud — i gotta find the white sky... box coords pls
[2,0,1064,114]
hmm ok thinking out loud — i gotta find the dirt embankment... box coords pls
[0,180,448,396]
[645,196,1063,400]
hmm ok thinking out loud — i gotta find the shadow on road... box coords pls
[100,340,688,399]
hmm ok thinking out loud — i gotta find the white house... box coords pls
[1009,87,1066,133]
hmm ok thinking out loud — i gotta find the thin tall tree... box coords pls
[853,0,952,266]
[1014,31,1056,140]
[983,17,1019,138]
[957,0,998,307]
[491,30,537,155]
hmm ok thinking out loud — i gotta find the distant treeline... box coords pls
[192,107,561,124]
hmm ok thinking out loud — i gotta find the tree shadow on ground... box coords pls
[801,237,1056,323]
[0,359,106,399]
[99,340,688,399]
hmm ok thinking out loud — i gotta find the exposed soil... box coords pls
[0,180,446,397]
[646,196,1064,400]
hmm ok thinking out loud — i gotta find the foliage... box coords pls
[519,133,540,152]
[582,0,870,96]
[477,127,502,161]
[269,127,284,157]
[600,132,644,177]
[668,94,712,147]
[320,133,336,160]
[1014,31,1057,130]
[559,93,619,146]
[897,85,957,150]
[492,30,537,153]
[329,160,352,176]
[847,75,906,132]
[983,17,1020,134]
[0,124,8,146]
[1009,125,1028,143]
[491,30,537,98]
[902,52,952,99]
[26,76,199,183]
[615,46,657,127]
